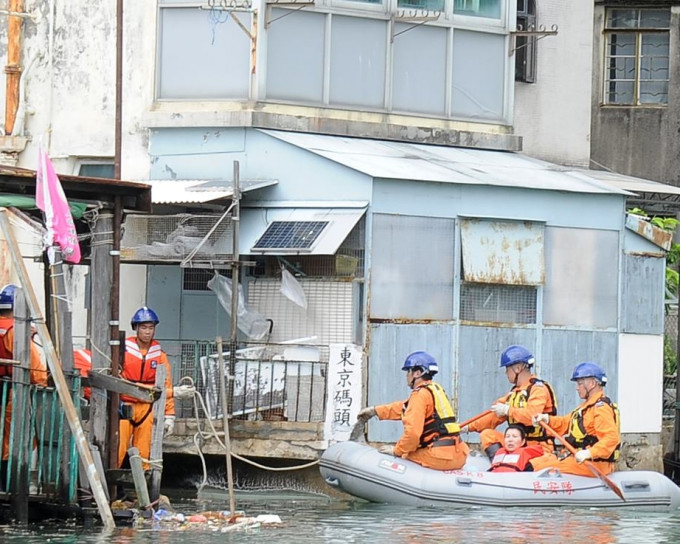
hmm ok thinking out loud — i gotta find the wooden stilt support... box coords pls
[0,208,116,530]
[148,364,166,503]
[127,447,150,509]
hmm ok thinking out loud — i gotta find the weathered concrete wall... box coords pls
[590,6,680,185]
[514,0,594,166]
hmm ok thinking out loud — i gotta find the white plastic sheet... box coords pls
[207,273,270,340]
[280,268,307,310]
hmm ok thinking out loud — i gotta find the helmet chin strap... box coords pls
[408,369,422,389]
[511,364,525,386]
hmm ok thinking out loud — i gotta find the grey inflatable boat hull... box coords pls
[320,441,680,510]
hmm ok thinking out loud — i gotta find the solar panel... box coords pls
[252,221,329,250]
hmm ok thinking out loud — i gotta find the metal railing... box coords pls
[1,377,81,502]
[161,340,329,423]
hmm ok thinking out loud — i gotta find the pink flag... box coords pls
[36,148,82,264]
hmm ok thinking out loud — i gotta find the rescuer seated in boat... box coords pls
[356,351,469,471]
[460,345,557,460]
[530,362,621,477]
[488,424,543,472]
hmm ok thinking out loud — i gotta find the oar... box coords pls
[538,421,625,501]
[459,410,492,429]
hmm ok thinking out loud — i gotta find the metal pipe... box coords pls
[114,0,123,179]
[4,0,24,135]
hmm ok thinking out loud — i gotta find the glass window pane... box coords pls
[454,0,501,19]
[607,32,636,55]
[543,227,618,329]
[606,9,638,29]
[640,81,668,104]
[398,0,444,10]
[641,33,669,56]
[639,9,670,29]
[605,80,634,104]
[370,214,454,319]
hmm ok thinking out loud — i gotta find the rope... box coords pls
[175,376,319,493]
[128,451,163,471]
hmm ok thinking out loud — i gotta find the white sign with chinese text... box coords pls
[324,343,363,443]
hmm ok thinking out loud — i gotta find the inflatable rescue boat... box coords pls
[320,441,680,510]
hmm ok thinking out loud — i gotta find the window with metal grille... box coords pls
[515,0,536,83]
[253,221,329,251]
[604,8,670,105]
[460,283,537,324]
[183,269,230,291]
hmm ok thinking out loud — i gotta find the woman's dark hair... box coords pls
[505,424,527,443]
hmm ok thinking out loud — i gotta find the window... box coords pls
[397,0,445,10]
[515,0,536,83]
[604,8,670,105]
[454,0,501,19]
[460,283,536,324]
[78,162,115,179]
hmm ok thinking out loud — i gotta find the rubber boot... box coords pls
[484,443,502,461]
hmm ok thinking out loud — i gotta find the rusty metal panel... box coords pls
[460,218,544,285]
[621,254,665,334]
[366,323,455,443]
[625,213,673,251]
[541,329,618,410]
[457,326,536,444]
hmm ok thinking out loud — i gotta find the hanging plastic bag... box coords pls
[281,267,307,310]
[207,273,270,340]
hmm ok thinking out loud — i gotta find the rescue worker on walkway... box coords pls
[0,284,49,484]
[118,307,175,469]
[461,345,557,459]
[488,424,543,472]
[356,351,469,471]
[530,362,620,477]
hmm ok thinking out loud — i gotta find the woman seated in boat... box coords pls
[531,362,620,477]
[356,351,469,471]
[488,424,543,472]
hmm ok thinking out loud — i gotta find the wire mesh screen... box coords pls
[664,304,678,421]
[121,214,233,263]
[166,339,328,422]
[460,283,537,324]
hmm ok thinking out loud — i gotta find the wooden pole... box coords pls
[0,208,115,529]
[127,446,150,509]
[10,290,30,523]
[4,0,23,135]
[148,364,166,503]
[217,337,236,516]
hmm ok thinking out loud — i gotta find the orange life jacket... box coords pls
[489,444,543,472]
[120,337,164,404]
[0,318,15,378]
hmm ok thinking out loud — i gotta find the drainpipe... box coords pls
[4,0,24,135]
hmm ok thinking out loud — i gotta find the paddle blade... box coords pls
[349,420,366,443]
[586,461,626,501]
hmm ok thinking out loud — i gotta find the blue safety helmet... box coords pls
[0,284,18,310]
[131,306,160,329]
[402,351,439,376]
[571,362,607,386]
[500,345,535,368]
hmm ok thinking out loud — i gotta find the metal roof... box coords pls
[142,179,278,204]
[260,130,632,197]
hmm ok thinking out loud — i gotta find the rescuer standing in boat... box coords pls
[461,344,557,459]
[530,361,621,476]
[356,351,469,470]
[118,307,175,469]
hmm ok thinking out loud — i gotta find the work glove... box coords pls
[164,416,176,437]
[491,403,510,418]
[173,384,196,400]
[460,425,469,434]
[532,413,550,426]
[575,449,592,464]
[357,406,377,422]
[378,445,395,456]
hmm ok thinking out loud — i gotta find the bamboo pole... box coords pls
[0,208,115,530]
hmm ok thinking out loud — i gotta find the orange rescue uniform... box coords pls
[529,390,620,477]
[118,337,174,468]
[0,316,49,460]
[73,348,92,401]
[375,380,469,471]
[468,375,556,454]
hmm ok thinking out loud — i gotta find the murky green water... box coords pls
[1,487,680,543]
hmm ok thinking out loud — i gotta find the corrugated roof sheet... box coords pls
[259,130,633,196]
[142,179,278,204]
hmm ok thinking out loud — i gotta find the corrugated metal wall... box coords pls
[621,254,665,334]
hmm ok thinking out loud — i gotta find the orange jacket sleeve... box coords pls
[160,351,175,416]
[546,412,571,436]
[3,326,48,387]
[393,389,430,457]
[507,381,553,427]
[375,399,406,421]
[584,400,619,460]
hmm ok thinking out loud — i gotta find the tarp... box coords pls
[0,194,87,219]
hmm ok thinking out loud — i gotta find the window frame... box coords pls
[514,0,536,83]
[602,7,670,106]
